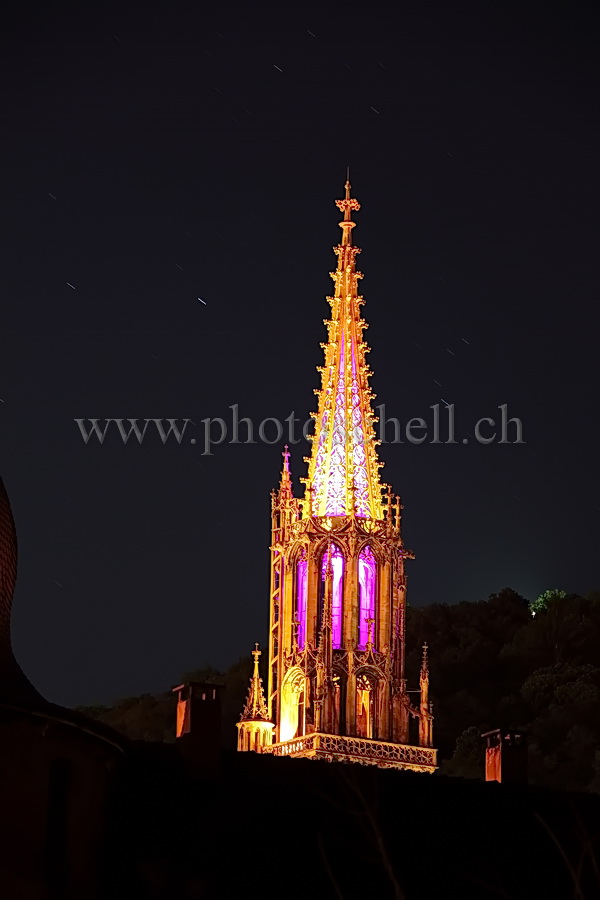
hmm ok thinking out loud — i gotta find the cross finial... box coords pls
[278,445,293,500]
[240,643,270,722]
[335,178,360,246]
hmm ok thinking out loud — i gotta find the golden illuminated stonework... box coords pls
[237,644,274,752]
[239,180,437,773]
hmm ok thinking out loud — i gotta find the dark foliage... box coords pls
[77,658,256,751]
[79,588,600,792]
[406,587,600,791]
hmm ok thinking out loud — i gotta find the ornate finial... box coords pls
[241,643,270,722]
[335,178,361,246]
[419,643,432,747]
[420,642,429,679]
[391,494,401,531]
[278,444,293,500]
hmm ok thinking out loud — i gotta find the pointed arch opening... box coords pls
[358,544,377,649]
[356,671,377,739]
[318,544,344,649]
[295,553,308,649]
[279,668,305,743]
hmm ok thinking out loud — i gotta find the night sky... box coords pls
[1,2,599,707]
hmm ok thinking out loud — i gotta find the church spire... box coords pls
[277,445,293,501]
[304,179,383,519]
[240,181,436,772]
[237,643,274,752]
[240,643,269,722]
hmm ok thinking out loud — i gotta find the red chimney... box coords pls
[172,682,224,772]
[482,729,528,784]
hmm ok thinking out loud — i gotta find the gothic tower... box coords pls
[237,643,274,752]
[238,180,436,772]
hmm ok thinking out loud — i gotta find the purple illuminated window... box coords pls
[327,338,347,517]
[321,545,344,648]
[296,557,308,649]
[358,545,376,649]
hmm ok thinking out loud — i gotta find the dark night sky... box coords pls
[1,1,599,707]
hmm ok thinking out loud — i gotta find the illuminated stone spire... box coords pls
[240,643,269,722]
[304,178,383,519]
[278,445,293,501]
[239,181,437,772]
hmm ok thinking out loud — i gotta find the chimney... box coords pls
[481,729,528,784]
[172,682,224,773]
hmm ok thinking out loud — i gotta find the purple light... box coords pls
[322,545,344,648]
[296,557,308,648]
[358,545,376,648]
[351,338,370,517]
[326,337,347,516]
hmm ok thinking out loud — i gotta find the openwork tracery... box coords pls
[238,181,436,774]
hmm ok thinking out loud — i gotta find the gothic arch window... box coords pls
[279,668,305,743]
[295,553,308,649]
[358,545,377,649]
[318,544,344,649]
[356,672,376,739]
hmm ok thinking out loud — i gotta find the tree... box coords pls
[441,726,485,779]
[530,589,566,616]
[75,586,600,792]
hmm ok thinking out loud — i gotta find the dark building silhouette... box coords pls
[172,681,223,771]
[2,478,600,900]
[0,478,126,899]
